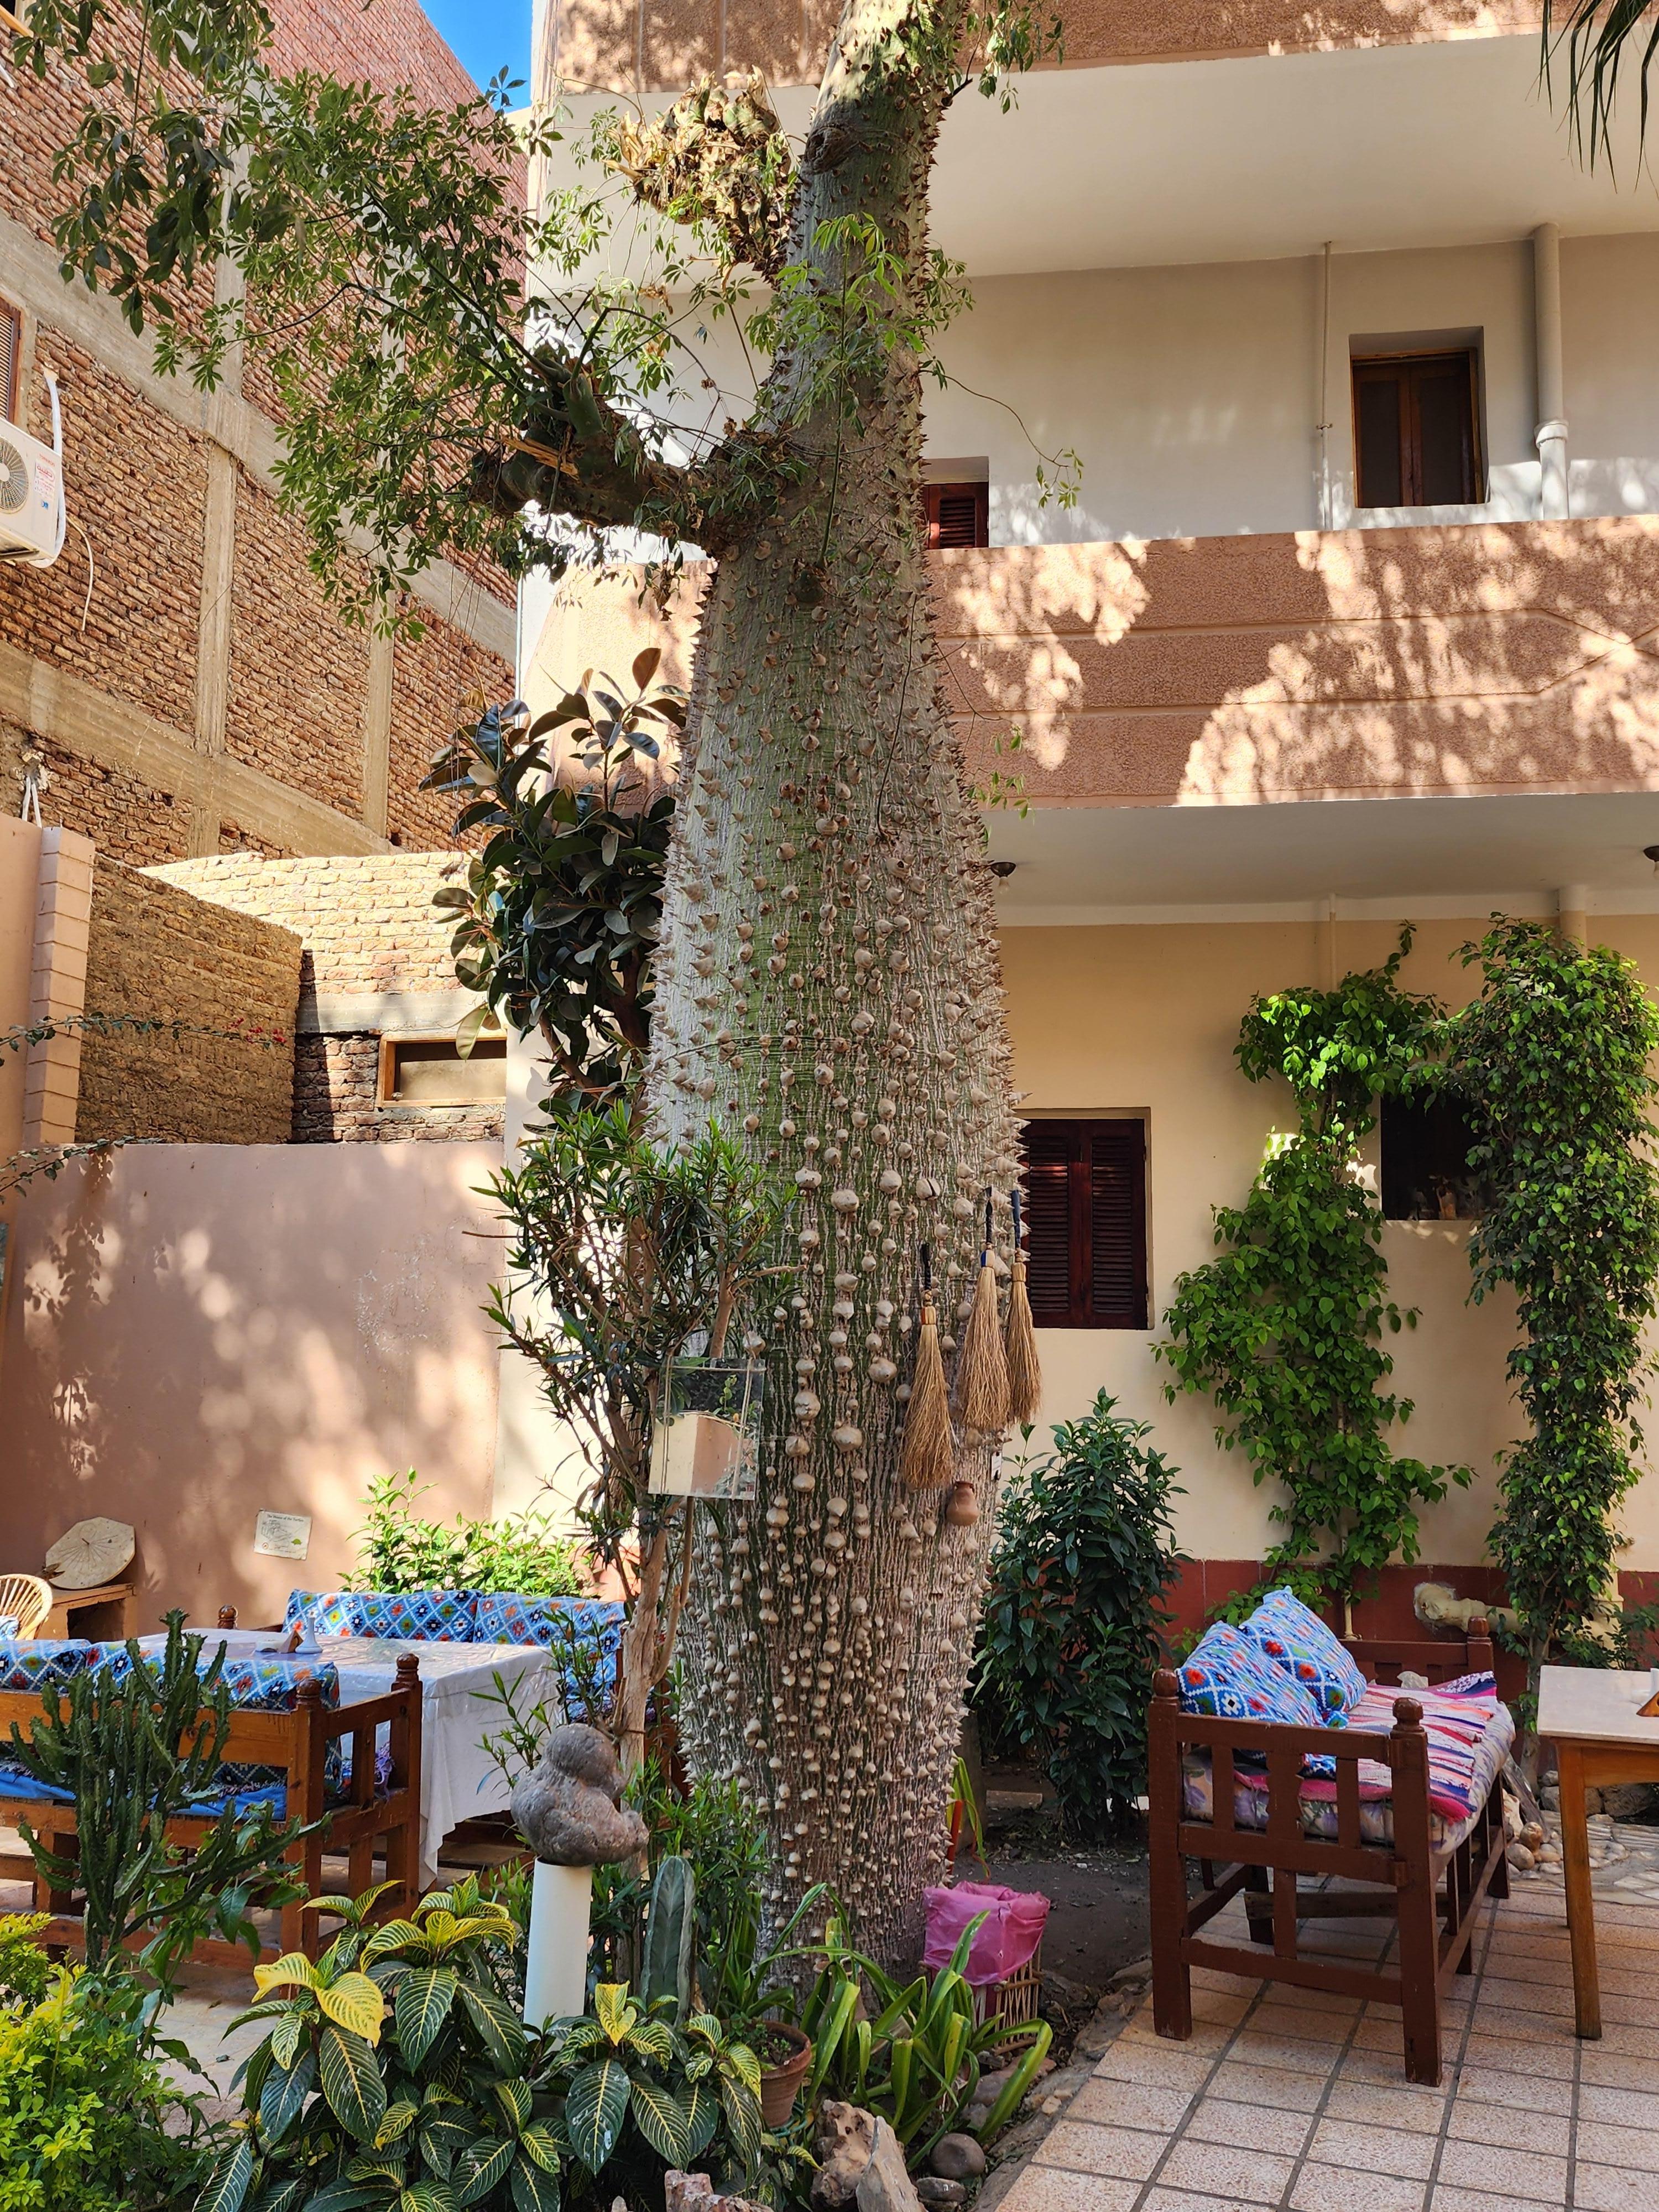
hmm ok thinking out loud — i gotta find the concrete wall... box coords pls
[544,0,1539,96]
[914,235,1659,546]
[1001,910,1659,1578]
[75,863,301,1144]
[0,1141,504,1629]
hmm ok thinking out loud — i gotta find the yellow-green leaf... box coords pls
[254,1952,320,2000]
[318,1971,388,2045]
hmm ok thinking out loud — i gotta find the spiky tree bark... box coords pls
[26,0,1048,1968]
[645,4,1024,1963]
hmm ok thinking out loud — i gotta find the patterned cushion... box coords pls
[1177,1621,1329,1728]
[285,1589,478,1641]
[94,1644,343,1794]
[1241,1588,1369,1720]
[0,1640,92,1694]
[0,1618,18,1638]
[473,1595,624,1708]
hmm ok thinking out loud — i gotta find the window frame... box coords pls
[1018,1114,1150,1331]
[922,480,989,550]
[376,1030,508,1109]
[1350,346,1484,510]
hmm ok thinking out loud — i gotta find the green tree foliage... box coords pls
[1446,919,1659,1682]
[1159,933,1469,1613]
[424,661,683,1103]
[974,1393,1186,1834]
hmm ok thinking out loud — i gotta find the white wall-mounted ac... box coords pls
[0,375,66,568]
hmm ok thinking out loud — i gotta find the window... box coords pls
[1352,349,1480,507]
[1380,1091,1490,1221]
[922,481,989,549]
[377,1034,506,1107]
[0,4,28,34]
[1019,1117,1148,1328]
[0,301,20,425]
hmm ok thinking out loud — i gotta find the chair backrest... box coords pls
[0,1577,53,1640]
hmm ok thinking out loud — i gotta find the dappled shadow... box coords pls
[931,516,1659,808]
[0,1142,505,1631]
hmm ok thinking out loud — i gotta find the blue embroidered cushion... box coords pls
[286,1590,477,1641]
[1243,1588,1368,1719]
[472,1595,624,1709]
[285,1591,363,1639]
[0,1617,18,1637]
[1177,1622,1328,1728]
[0,1640,92,1694]
[91,1645,343,1794]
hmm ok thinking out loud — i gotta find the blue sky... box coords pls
[421,0,531,93]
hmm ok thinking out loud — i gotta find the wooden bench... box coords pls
[1148,1623,1508,2086]
[0,1653,423,1965]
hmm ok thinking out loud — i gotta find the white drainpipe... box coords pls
[1533,223,1569,520]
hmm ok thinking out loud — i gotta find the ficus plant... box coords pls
[24,0,1072,1961]
[423,660,684,1102]
[973,1392,1186,1835]
[1159,933,1471,1621]
[1445,919,1659,1698]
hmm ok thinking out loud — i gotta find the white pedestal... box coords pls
[523,1860,593,2029]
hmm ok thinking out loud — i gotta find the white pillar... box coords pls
[523,1860,594,2028]
[1557,885,1589,947]
[1533,224,1569,520]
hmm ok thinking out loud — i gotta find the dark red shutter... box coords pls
[1018,1118,1147,1329]
[922,482,989,549]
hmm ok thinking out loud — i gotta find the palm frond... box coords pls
[1542,0,1659,170]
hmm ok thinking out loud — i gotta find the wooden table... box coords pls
[42,1580,137,1641]
[1537,1663,1659,2038]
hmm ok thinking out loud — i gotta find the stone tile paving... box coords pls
[992,1880,1659,2212]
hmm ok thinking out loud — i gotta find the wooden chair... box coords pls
[0,1577,54,1641]
[0,1653,424,1966]
[1148,1621,1507,2087]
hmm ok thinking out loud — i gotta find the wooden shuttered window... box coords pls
[1352,349,1480,508]
[922,481,989,549]
[1019,1118,1148,1329]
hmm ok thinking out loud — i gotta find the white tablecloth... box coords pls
[199,1631,558,1876]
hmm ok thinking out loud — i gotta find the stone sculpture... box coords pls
[510,1722,649,1865]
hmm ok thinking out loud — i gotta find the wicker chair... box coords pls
[0,1577,53,1641]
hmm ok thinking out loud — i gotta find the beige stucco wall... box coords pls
[0,817,43,1170]
[0,1142,504,1628]
[1003,911,1659,1572]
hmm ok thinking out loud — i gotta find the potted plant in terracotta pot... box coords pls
[702,1879,833,2128]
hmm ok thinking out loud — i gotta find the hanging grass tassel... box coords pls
[901,1243,955,1491]
[1004,1185,1042,1427]
[956,1191,1011,1437]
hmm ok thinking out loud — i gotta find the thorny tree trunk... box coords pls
[648,0,1021,1964]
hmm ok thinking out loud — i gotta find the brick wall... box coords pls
[147,852,504,1145]
[153,852,475,991]
[75,864,301,1144]
[1,0,516,871]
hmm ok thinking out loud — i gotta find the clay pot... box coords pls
[757,2020,813,2127]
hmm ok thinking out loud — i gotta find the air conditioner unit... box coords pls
[0,377,66,568]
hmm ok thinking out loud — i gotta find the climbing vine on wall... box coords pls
[1447,919,1659,1686]
[1159,931,1470,1616]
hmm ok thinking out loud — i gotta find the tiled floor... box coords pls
[999,1882,1659,2212]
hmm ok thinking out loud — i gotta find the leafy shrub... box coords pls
[801,1917,1051,2164]
[0,1971,206,2210]
[202,1879,768,2212]
[974,1392,1186,1834]
[347,1467,583,1595]
[0,1915,52,2009]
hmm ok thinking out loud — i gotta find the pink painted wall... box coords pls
[0,1142,503,1629]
